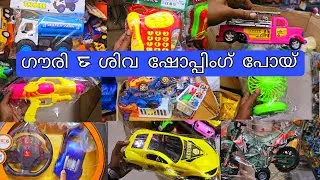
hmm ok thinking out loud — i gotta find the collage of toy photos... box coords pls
[0,0,319,180]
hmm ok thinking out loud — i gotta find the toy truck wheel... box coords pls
[238,33,247,43]
[57,5,66,13]
[52,41,72,51]
[289,38,301,50]
[255,168,270,180]
[2,31,9,38]
[67,3,76,11]
[224,30,237,43]
[17,40,37,52]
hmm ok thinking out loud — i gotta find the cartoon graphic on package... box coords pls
[221,121,300,180]
[4,124,53,176]
[54,126,86,180]
[127,5,181,51]
[15,15,84,52]
[53,0,79,13]
[8,77,86,122]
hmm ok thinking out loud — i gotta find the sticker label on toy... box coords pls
[10,0,85,15]
[0,134,12,150]
[244,28,271,40]
[127,0,188,11]
[0,151,6,164]
[161,0,187,10]
[276,28,287,37]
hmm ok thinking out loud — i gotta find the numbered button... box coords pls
[147,42,153,47]
[154,48,161,51]
[163,31,169,36]
[155,42,161,47]
[147,36,154,41]
[147,31,154,36]
[146,47,153,51]
[162,43,169,48]
[155,31,162,36]
[155,37,161,42]
[163,37,169,42]
[162,48,169,51]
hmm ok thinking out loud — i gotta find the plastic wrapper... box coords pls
[221,120,308,180]
[0,122,108,179]
[10,9,85,58]
[0,7,15,59]
[118,76,216,120]
[239,76,296,120]
[117,120,221,180]
[4,77,99,122]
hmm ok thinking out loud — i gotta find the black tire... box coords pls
[274,146,299,172]
[17,40,37,52]
[224,30,237,43]
[238,33,247,43]
[289,38,301,50]
[221,148,239,176]
[52,41,72,51]
[255,168,270,180]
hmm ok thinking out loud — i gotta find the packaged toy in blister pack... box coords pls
[126,4,183,51]
[5,77,98,122]
[0,122,108,180]
[119,120,221,180]
[0,60,15,88]
[118,76,213,120]
[221,120,304,180]
[239,76,295,120]
[11,10,85,55]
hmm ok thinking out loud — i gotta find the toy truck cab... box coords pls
[15,15,84,52]
[217,15,306,50]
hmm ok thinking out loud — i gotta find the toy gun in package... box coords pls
[8,77,86,122]
[0,61,12,80]
[127,5,182,51]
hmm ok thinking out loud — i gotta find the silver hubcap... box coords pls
[225,32,234,42]
[259,172,267,180]
[3,32,9,38]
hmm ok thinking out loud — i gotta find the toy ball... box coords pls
[182,94,192,101]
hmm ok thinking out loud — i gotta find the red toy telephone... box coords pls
[127,5,182,51]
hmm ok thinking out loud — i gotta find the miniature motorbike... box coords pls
[221,121,300,180]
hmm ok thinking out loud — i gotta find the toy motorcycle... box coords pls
[221,121,300,180]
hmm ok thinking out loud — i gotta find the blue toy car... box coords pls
[54,127,86,180]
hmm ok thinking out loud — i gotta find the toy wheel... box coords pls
[255,168,270,180]
[274,146,299,172]
[2,31,9,39]
[161,77,170,85]
[139,83,148,92]
[17,40,37,52]
[253,101,287,116]
[238,33,247,43]
[289,38,301,50]
[52,41,71,51]
[4,8,10,14]
[224,30,237,43]
[57,5,66,13]
[68,3,76,11]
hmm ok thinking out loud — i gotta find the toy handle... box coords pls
[24,99,41,122]
[54,95,73,103]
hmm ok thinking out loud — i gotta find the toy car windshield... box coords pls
[132,134,148,149]
[148,134,182,163]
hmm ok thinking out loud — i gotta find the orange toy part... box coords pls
[7,23,14,48]
[95,2,108,21]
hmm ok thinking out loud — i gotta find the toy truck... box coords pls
[15,15,84,52]
[216,12,306,50]
[53,0,79,13]
[0,8,14,56]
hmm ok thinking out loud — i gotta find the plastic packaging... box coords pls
[6,77,99,122]
[12,10,85,54]
[221,120,304,180]
[0,122,107,179]
[119,120,221,180]
[239,76,295,120]
[118,76,216,120]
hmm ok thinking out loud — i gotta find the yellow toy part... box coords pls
[127,12,145,51]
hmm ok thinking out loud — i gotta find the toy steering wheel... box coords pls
[4,124,53,176]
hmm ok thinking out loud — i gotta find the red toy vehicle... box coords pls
[216,12,306,50]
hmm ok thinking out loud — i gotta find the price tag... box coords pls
[161,0,188,10]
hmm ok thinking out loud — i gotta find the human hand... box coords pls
[60,170,66,180]
[114,30,132,51]
[109,141,131,178]
[0,90,14,122]
[235,89,260,120]
[208,0,257,26]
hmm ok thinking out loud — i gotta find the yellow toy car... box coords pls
[128,77,154,91]
[124,129,220,180]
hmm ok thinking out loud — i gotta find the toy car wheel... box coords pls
[2,31,9,38]
[255,168,270,180]
[52,41,72,51]
[57,5,66,13]
[238,33,247,43]
[17,40,37,52]
[68,3,76,11]
[224,30,237,43]
[4,8,10,14]
[161,77,170,85]
[4,13,10,19]
[289,38,301,50]
[274,146,299,172]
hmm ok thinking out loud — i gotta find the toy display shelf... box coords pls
[138,98,173,118]
[176,84,208,116]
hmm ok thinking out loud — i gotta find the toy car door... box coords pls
[272,17,289,44]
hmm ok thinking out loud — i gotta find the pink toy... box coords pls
[185,120,215,138]
[216,13,306,50]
